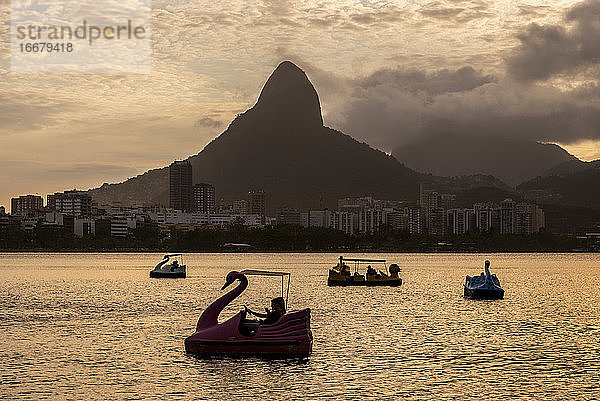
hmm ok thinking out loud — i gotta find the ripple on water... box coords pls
[0,252,599,400]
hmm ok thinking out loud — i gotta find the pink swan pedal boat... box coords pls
[184,270,313,358]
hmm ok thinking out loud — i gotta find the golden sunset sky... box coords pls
[1,0,599,209]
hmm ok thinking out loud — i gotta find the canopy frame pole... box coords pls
[286,275,291,308]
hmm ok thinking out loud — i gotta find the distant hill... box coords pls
[91,168,168,206]
[454,186,520,208]
[90,62,424,212]
[428,174,511,193]
[541,159,600,177]
[518,163,600,210]
[392,134,577,186]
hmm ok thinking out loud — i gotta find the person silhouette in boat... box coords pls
[245,297,286,325]
[171,259,179,272]
[341,263,351,276]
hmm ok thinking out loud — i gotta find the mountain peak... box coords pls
[89,60,422,212]
[272,60,305,77]
[252,61,323,127]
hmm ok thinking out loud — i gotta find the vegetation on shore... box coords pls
[0,223,589,252]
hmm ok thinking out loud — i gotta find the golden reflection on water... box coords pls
[1,253,599,400]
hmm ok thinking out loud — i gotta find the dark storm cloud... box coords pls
[357,66,495,96]
[323,65,600,150]
[567,0,600,63]
[571,82,600,100]
[297,0,600,150]
[508,0,600,81]
[324,65,499,148]
[507,24,578,81]
[416,101,600,142]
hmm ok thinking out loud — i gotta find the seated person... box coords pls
[245,297,286,325]
[171,259,179,271]
[341,264,351,276]
[389,264,401,278]
[366,265,377,276]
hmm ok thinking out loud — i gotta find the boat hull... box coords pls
[150,271,186,278]
[184,339,312,358]
[185,309,313,359]
[328,278,402,287]
[463,286,504,299]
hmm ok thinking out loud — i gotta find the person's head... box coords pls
[271,297,285,313]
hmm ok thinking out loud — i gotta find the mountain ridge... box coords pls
[89,61,425,212]
[518,162,600,210]
[392,134,578,186]
[93,62,582,212]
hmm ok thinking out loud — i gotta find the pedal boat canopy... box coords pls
[240,269,291,305]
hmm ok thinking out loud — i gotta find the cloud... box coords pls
[419,0,494,23]
[321,65,600,151]
[262,0,294,17]
[347,5,407,26]
[357,66,495,96]
[0,93,77,132]
[194,117,224,129]
[517,5,551,17]
[278,51,599,149]
[283,0,600,152]
[320,65,496,147]
[507,0,600,81]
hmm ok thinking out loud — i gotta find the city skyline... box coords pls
[2,185,549,238]
[2,1,600,210]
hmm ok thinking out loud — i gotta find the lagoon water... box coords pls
[1,253,599,400]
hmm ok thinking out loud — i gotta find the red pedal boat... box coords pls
[184,270,313,358]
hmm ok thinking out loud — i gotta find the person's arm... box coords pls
[245,306,268,318]
[262,310,283,325]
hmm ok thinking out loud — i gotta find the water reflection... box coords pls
[0,253,599,400]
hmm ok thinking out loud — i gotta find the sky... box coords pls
[1,0,600,210]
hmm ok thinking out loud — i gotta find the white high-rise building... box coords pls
[447,208,475,234]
